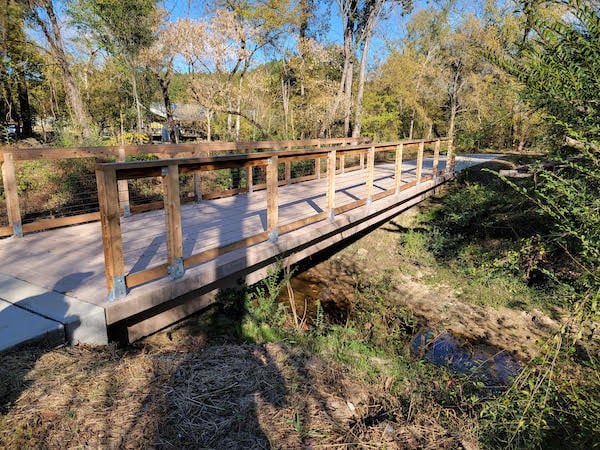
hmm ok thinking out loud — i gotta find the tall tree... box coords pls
[139,16,178,142]
[0,0,35,137]
[25,0,93,140]
[70,0,158,133]
[320,0,412,137]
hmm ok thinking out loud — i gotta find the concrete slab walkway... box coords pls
[0,273,107,353]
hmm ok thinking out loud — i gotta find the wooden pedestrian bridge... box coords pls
[0,137,500,348]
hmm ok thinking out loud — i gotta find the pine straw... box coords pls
[1,339,476,449]
[0,343,182,449]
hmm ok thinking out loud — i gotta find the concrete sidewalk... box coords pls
[0,273,107,353]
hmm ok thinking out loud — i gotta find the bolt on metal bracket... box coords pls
[108,275,127,301]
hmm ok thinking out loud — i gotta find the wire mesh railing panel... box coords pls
[128,176,164,208]
[16,158,100,224]
[375,149,396,165]
[344,154,361,169]
[252,165,267,186]
[0,172,7,226]
[290,159,316,180]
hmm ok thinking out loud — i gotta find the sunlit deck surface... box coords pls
[0,155,500,341]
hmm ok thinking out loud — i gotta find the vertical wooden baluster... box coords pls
[267,155,279,241]
[1,152,22,237]
[285,160,291,184]
[96,166,126,300]
[193,148,203,202]
[327,150,336,220]
[163,163,184,279]
[247,165,253,193]
[366,146,375,205]
[285,143,292,184]
[416,141,424,183]
[447,138,455,172]
[117,145,130,216]
[433,139,440,178]
[316,142,321,180]
[394,143,403,194]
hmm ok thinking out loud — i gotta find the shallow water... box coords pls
[411,329,522,387]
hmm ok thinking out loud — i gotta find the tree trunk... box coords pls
[343,59,353,137]
[282,78,289,139]
[207,110,212,142]
[352,32,372,138]
[129,63,143,134]
[31,0,92,141]
[153,69,176,143]
[319,0,356,138]
[16,69,32,137]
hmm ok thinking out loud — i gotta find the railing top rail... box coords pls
[0,136,374,163]
[95,137,450,180]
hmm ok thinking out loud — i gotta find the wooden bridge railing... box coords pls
[0,137,371,238]
[95,137,452,301]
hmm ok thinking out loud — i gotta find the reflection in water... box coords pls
[283,269,522,388]
[411,329,522,387]
[282,274,353,325]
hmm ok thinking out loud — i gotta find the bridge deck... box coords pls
[0,155,500,346]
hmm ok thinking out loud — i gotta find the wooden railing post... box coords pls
[162,163,184,279]
[433,139,441,178]
[285,143,292,184]
[366,146,375,205]
[117,146,131,217]
[285,160,291,184]
[316,142,321,180]
[247,166,253,192]
[394,143,403,194]
[447,138,456,172]
[1,152,23,237]
[416,141,424,184]
[266,155,279,241]
[96,166,126,300]
[327,150,336,220]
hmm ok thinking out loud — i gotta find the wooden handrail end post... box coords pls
[162,164,185,280]
[1,152,23,237]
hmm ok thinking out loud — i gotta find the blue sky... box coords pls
[158,0,438,69]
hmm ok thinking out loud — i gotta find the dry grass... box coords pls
[1,335,478,449]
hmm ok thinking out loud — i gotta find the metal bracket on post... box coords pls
[168,257,185,280]
[108,276,127,302]
[12,222,23,238]
[161,166,169,177]
[328,209,335,221]
[269,227,279,243]
[123,205,131,217]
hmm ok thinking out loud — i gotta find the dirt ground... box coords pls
[0,203,561,449]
